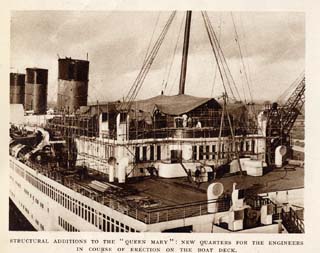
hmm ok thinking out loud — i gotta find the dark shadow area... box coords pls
[9,199,36,231]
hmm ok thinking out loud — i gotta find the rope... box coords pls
[163,14,184,93]
[201,11,230,99]
[211,14,222,97]
[277,70,305,103]
[238,14,255,104]
[123,12,174,109]
[142,13,161,65]
[120,11,177,111]
[205,12,242,102]
[126,12,176,105]
[231,12,253,103]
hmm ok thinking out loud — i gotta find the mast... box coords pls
[178,10,192,95]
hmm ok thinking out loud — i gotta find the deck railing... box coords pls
[281,207,304,233]
[137,197,231,224]
[128,127,255,140]
[25,160,233,224]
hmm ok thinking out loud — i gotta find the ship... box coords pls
[9,11,305,233]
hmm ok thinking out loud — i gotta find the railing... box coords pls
[22,159,232,225]
[128,127,256,140]
[139,197,231,224]
[281,207,304,233]
[245,195,277,211]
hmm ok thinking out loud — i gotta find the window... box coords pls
[221,144,225,158]
[88,209,91,223]
[150,145,154,161]
[116,221,119,232]
[246,141,250,151]
[135,146,140,162]
[251,140,255,153]
[91,209,95,225]
[171,150,182,163]
[120,113,127,123]
[156,146,161,160]
[142,146,147,161]
[212,145,216,159]
[206,145,210,159]
[199,146,204,160]
[102,112,108,122]
[111,219,115,232]
[192,146,197,160]
[103,215,106,231]
[107,219,110,232]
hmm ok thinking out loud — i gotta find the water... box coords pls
[9,198,36,231]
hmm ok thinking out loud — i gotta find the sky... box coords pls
[10,11,305,104]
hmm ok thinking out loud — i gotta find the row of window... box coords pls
[134,140,256,163]
[77,138,114,160]
[135,145,161,162]
[24,188,45,209]
[15,163,25,178]
[16,198,45,230]
[58,216,79,232]
[194,140,255,160]
[10,167,46,231]
[14,180,21,188]
[13,162,139,232]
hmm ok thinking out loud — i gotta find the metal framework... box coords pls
[281,77,305,136]
[266,75,305,164]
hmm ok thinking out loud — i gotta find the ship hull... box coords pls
[9,156,146,232]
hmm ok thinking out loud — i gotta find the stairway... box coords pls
[281,207,304,233]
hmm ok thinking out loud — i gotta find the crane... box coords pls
[266,75,305,165]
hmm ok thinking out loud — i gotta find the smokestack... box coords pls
[24,68,48,114]
[10,73,25,104]
[57,57,89,113]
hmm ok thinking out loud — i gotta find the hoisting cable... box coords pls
[201,11,231,99]
[277,70,305,104]
[231,12,253,104]
[120,11,176,111]
[125,11,176,106]
[142,12,161,65]
[163,14,184,94]
[205,12,243,102]
[211,14,222,97]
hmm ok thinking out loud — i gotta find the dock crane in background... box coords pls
[266,75,305,165]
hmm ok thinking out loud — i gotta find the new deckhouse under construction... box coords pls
[9,11,304,233]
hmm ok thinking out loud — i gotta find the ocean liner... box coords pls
[9,11,305,233]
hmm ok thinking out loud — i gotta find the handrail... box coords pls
[21,158,232,224]
[281,207,304,233]
[144,197,231,212]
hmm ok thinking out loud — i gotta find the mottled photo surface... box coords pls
[9,11,304,233]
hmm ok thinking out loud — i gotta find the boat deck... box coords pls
[126,164,304,208]
[22,158,304,224]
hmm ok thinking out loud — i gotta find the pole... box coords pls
[178,11,192,95]
[224,94,243,176]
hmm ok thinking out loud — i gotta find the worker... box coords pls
[187,116,192,127]
[182,114,188,127]
[196,120,202,128]
[195,167,201,187]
